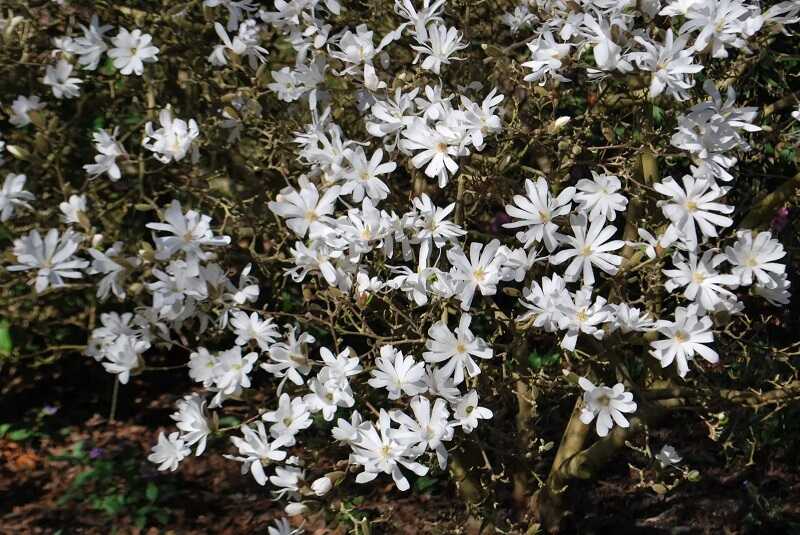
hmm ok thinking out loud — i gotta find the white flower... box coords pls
[447,239,505,310]
[8,228,89,292]
[100,334,149,384]
[262,393,312,445]
[630,29,702,101]
[401,118,467,188]
[368,345,427,400]
[411,194,465,265]
[268,517,303,535]
[654,175,733,249]
[610,303,655,333]
[655,444,682,466]
[320,346,362,385]
[0,173,34,221]
[59,194,87,225]
[171,394,211,455]
[87,241,140,300]
[188,347,218,387]
[341,147,395,202]
[148,431,190,472]
[503,177,575,251]
[453,390,492,433]
[230,310,280,351]
[84,128,126,181]
[725,230,786,287]
[411,24,467,74]
[550,215,625,286]
[522,31,572,85]
[650,304,718,377]
[9,95,45,127]
[268,179,340,239]
[143,107,200,164]
[680,0,754,59]
[332,410,367,444]
[557,287,610,351]
[108,28,159,75]
[43,60,82,99]
[754,271,791,306]
[663,251,739,314]
[270,465,305,498]
[519,274,568,332]
[423,314,492,385]
[261,326,315,385]
[226,422,289,485]
[390,395,453,469]
[458,88,504,150]
[311,476,333,496]
[351,410,428,491]
[146,199,230,272]
[212,346,258,401]
[501,5,537,33]
[578,377,637,437]
[574,172,628,222]
[72,15,113,70]
[304,374,355,421]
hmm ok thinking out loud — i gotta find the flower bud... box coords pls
[311,476,332,496]
[284,502,307,516]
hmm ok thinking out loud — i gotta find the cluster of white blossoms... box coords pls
[1,0,797,529]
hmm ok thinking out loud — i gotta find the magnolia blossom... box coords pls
[9,95,45,127]
[341,147,395,202]
[368,345,426,400]
[631,29,702,101]
[453,390,492,433]
[226,422,289,485]
[143,108,200,164]
[171,394,211,455]
[574,172,628,222]
[43,60,82,99]
[108,28,159,75]
[423,313,492,385]
[148,431,191,472]
[411,24,467,74]
[654,174,734,248]
[522,31,572,85]
[8,228,89,292]
[262,393,312,445]
[391,396,453,469]
[557,287,610,351]
[268,179,340,239]
[230,310,279,351]
[578,377,637,437]
[84,128,126,180]
[401,118,466,187]
[663,251,739,314]
[650,304,718,377]
[0,173,34,221]
[725,230,786,287]
[261,326,315,385]
[504,177,575,251]
[447,239,505,310]
[550,215,625,286]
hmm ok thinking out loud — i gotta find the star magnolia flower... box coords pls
[146,199,230,272]
[8,228,89,292]
[574,172,628,222]
[649,304,718,377]
[503,177,575,251]
[453,389,492,433]
[631,29,703,101]
[72,15,113,70]
[9,95,45,127]
[401,118,467,187]
[550,214,625,286]
[84,128,126,181]
[557,287,610,351]
[261,326,315,385]
[229,310,280,351]
[143,107,200,164]
[100,334,150,384]
[390,395,453,469]
[170,394,211,455]
[0,173,34,221]
[340,147,395,202]
[148,431,191,472]
[724,230,786,287]
[262,393,312,445]
[578,377,637,437]
[423,313,493,385]
[43,59,82,99]
[411,24,467,74]
[226,422,290,485]
[654,174,734,249]
[351,410,428,491]
[368,345,427,400]
[522,31,572,85]
[447,239,506,310]
[268,178,341,239]
[108,28,159,75]
[663,251,739,314]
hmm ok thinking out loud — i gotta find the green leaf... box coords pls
[145,482,159,502]
[217,416,240,428]
[8,428,33,441]
[414,476,438,492]
[0,423,10,437]
[0,320,12,355]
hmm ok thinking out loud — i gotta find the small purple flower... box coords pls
[89,447,105,460]
[771,207,790,232]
